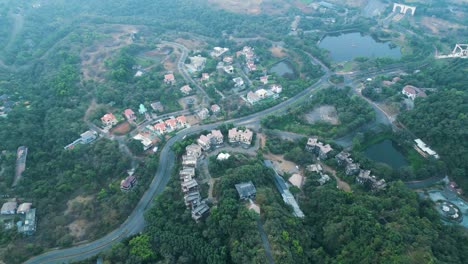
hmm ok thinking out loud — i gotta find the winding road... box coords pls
[23,42,418,262]
[25,45,332,264]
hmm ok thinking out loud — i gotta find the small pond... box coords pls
[269,60,297,79]
[364,139,408,169]
[318,32,401,62]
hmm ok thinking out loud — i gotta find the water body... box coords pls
[269,60,297,79]
[319,32,401,62]
[364,139,408,169]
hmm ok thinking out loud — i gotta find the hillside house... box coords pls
[151,101,164,112]
[101,113,117,127]
[154,122,167,134]
[402,85,427,100]
[246,61,257,71]
[180,85,192,95]
[305,137,333,159]
[191,202,210,221]
[223,56,234,64]
[270,84,283,94]
[197,108,210,120]
[164,73,175,85]
[184,191,201,207]
[17,208,37,235]
[120,175,137,191]
[211,104,221,114]
[233,77,244,87]
[255,89,268,99]
[176,115,187,127]
[165,118,178,131]
[180,167,196,181]
[181,179,199,193]
[235,181,257,200]
[182,155,198,167]
[201,73,210,81]
[211,47,229,58]
[186,56,206,73]
[345,162,361,176]
[186,144,202,158]
[81,131,97,144]
[124,109,136,122]
[197,135,211,151]
[223,65,234,74]
[246,91,260,105]
[228,128,253,147]
[260,76,269,85]
[17,203,32,214]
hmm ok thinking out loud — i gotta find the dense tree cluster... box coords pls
[262,87,375,138]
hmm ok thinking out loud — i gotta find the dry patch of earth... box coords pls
[421,17,466,35]
[68,219,90,241]
[304,105,339,125]
[207,0,263,14]
[65,195,93,215]
[111,121,132,135]
[80,24,139,82]
[269,46,287,58]
[264,152,300,175]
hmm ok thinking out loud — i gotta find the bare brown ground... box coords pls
[269,46,287,58]
[264,152,299,175]
[319,162,352,192]
[174,38,205,50]
[421,17,465,35]
[65,195,93,215]
[68,219,89,240]
[80,25,139,82]
[207,0,263,14]
[304,105,340,125]
[111,121,132,135]
[185,115,200,126]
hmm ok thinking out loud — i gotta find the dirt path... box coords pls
[208,178,219,202]
[4,12,24,52]
[319,162,352,192]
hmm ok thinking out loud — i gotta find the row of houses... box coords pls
[335,151,387,191]
[1,201,37,235]
[237,46,257,72]
[305,137,334,159]
[152,116,187,134]
[246,84,283,105]
[179,144,210,221]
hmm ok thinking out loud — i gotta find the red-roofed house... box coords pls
[402,85,427,100]
[180,85,192,95]
[270,84,282,94]
[120,175,137,191]
[165,118,178,131]
[202,73,210,81]
[123,109,136,121]
[260,75,269,85]
[211,104,221,113]
[176,116,187,127]
[223,56,234,64]
[164,73,175,85]
[154,122,167,134]
[246,61,257,71]
[101,113,117,127]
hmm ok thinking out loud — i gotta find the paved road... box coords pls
[25,49,331,264]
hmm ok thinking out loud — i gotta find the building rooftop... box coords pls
[235,181,257,199]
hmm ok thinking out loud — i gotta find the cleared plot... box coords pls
[303,105,339,125]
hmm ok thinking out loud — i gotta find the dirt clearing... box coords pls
[270,46,287,58]
[68,219,90,240]
[304,105,339,125]
[111,121,132,135]
[421,17,465,35]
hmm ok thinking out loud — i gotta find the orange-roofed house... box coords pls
[165,118,178,131]
[123,109,136,121]
[154,122,167,134]
[164,73,176,85]
[101,113,118,127]
[176,116,187,127]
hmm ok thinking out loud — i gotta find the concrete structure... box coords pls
[306,164,323,173]
[235,181,257,200]
[191,202,210,221]
[265,160,304,217]
[270,84,282,94]
[1,201,17,215]
[392,3,416,16]
[306,137,333,159]
[211,47,229,58]
[133,133,153,150]
[345,162,361,176]
[211,104,221,114]
[414,139,439,159]
[184,191,201,207]
[182,155,198,167]
[289,174,305,188]
[186,56,207,73]
[217,153,231,161]
[80,131,97,144]
[228,128,253,147]
[186,144,202,158]
[436,44,468,59]
[17,208,37,235]
[197,108,210,120]
[356,170,386,191]
[181,179,199,193]
[233,77,244,87]
[246,91,260,105]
